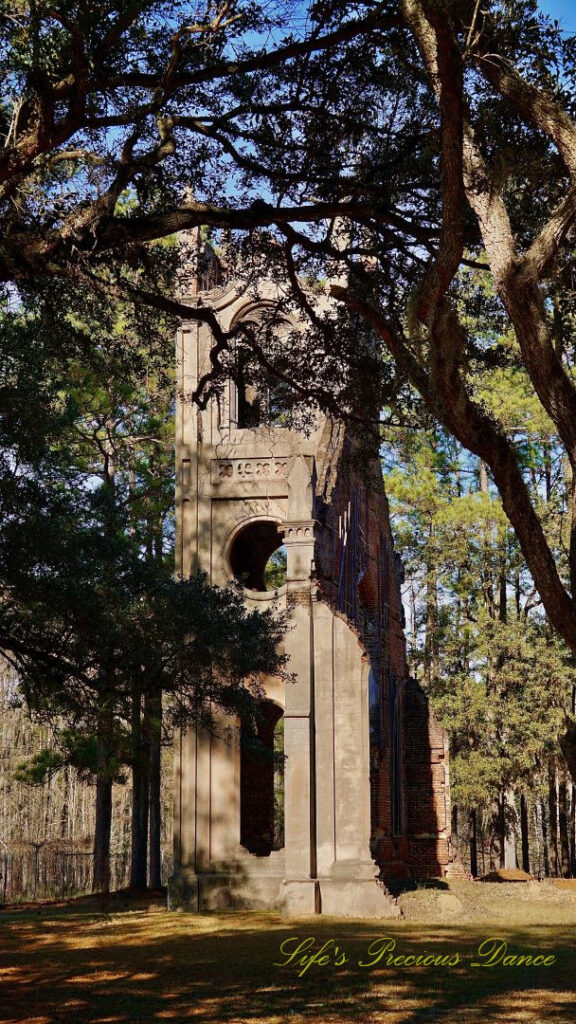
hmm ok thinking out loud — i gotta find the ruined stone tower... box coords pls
[171,258,452,917]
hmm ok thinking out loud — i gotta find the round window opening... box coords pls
[229,521,287,592]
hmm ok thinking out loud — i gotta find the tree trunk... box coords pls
[470,808,478,878]
[502,789,517,868]
[93,721,113,893]
[540,799,551,877]
[558,767,571,878]
[489,795,504,870]
[60,767,70,840]
[147,690,163,890]
[498,557,507,624]
[572,784,576,877]
[548,760,559,877]
[423,537,438,687]
[559,714,576,784]
[520,792,530,874]
[479,460,495,617]
[130,685,150,891]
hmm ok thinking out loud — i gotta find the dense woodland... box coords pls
[0,666,149,901]
[387,426,576,877]
[3,0,576,889]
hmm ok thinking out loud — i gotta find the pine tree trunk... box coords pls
[558,767,571,878]
[548,761,559,877]
[92,439,118,895]
[572,784,576,876]
[470,808,478,878]
[60,768,70,840]
[93,721,113,893]
[541,799,551,877]
[148,690,162,890]
[130,685,150,891]
[423,543,438,687]
[520,792,530,874]
[503,789,517,868]
[533,801,542,878]
[489,795,504,870]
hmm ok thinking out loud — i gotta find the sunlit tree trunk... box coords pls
[558,766,571,878]
[130,683,150,891]
[423,536,438,687]
[148,690,163,890]
[520,792,530,874]
[548,760,559,877]
[489,793,504,871]
[571,784,576,877]
[469,808,478,878]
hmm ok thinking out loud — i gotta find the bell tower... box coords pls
[170,257,451,916]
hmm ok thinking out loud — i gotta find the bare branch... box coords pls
[103,10,400,90]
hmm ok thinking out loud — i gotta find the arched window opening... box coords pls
[230,521,286,592]
[240,702,284,856]
[236,345,262,428]
[233,322,295,429]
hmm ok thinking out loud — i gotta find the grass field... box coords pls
[1,884,575,1024]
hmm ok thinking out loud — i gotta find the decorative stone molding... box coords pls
[211,456,289,482]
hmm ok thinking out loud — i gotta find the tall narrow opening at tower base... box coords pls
[240,701,284,856]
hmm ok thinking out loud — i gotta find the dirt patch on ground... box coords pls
[397,878,576,924]
[3,881,576,926]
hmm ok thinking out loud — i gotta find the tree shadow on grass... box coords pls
[386,877,451,898]
[1,911,575,1024]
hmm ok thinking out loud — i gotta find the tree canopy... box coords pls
[3,1,576,657]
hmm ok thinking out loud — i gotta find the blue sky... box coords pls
[538,0,576,31]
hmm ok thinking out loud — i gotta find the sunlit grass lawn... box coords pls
[0,896,575,1024]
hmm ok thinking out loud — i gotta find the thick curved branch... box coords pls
[474,51,576,280]
[30,198,393,265]
[333,283,576,653]
[404,8,576,471]
[462,114,576,462]
[476,54,576,177]
[401,0,465,320]
[523,183,576,280]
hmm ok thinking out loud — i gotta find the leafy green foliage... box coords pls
[385,415,576,819]
[263,545,287,591]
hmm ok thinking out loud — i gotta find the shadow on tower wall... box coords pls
[376,678,452,888]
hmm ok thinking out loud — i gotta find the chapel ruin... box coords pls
[170,250,452,917]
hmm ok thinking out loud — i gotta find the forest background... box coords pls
[3,0,576,893]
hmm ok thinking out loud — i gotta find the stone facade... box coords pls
[170,268,452,917]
